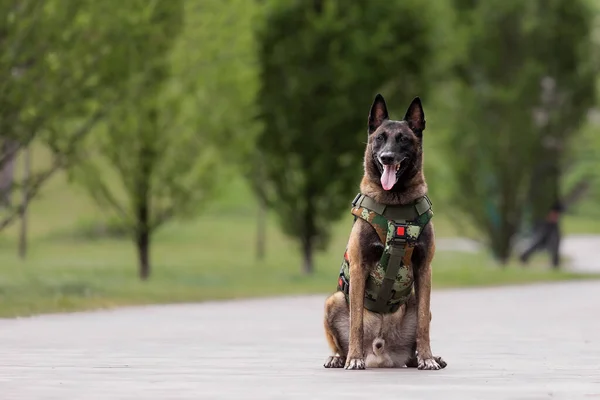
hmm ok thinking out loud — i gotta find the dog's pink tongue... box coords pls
[381,165,397,191]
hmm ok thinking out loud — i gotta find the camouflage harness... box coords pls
[337,193,433,314]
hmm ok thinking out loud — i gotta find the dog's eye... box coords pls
[399,135,409,143]
[376,134,385,142]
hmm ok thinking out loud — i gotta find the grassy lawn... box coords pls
[1,222,597,318]
[0,146,599,318]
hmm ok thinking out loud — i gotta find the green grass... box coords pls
[0,145,599,318]
[1,226,596,318]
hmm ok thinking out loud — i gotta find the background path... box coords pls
[1,281,600,399]
[436,234,600,272]
[561,234,600,273]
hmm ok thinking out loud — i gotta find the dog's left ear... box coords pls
[403,97,426,137]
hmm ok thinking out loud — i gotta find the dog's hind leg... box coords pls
[405,341,418,368]
[323,292,349,368]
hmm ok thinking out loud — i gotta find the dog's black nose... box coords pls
[379,153,395,165]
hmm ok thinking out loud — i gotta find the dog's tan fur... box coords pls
[323,95,446,370]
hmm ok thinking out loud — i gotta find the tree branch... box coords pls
[563,177,592,211]
[0,109,106,232]
[0,161,61,231]
[152,206,176,230]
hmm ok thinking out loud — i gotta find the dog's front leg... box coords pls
[415,260,442,369]
[345,258,368,370]
[414,239,447,370]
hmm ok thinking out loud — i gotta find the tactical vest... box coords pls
[337,193,433,314]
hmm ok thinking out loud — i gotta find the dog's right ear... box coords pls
[368,93,389,135]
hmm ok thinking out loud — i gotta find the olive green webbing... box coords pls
[347,193,431,314]
[353,194,430,222]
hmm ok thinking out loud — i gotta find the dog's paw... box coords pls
[434,356,447,369]
[417,355,446,370]
[324,356,346,368]
[344,358,366,370]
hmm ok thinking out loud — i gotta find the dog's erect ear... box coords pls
[403,97,426,137]
[368,94,389,135]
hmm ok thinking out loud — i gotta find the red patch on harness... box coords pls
[396,226,405,236]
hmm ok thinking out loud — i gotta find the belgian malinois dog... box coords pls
[323,94,446,370]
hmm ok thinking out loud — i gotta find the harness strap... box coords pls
[353,193,431,222]
[343,193,432,314]
[369,242,415,313]
[374,243,404,312]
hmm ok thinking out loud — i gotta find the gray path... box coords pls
[437,234,600,272]
[561,234,600,273]
[2,282,600,400]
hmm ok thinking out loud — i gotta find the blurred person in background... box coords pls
[519,200,564,269]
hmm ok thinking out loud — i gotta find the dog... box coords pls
[322,94,446,370]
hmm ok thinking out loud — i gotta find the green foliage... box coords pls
[70,0,263,278]
[443,0,598,262]
[255,0,442,273]
[0,0,188,230]
[0,0,160,154]
[68,0,185,278]
[174,0,264,154]
[562,9,600,217]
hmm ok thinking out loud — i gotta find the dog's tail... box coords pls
[372,337,385,356]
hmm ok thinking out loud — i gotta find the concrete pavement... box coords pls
[437,234,600,273]
[561,234,600,273]
[2,281,600,399]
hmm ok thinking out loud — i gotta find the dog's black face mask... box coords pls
[367,94,426,191]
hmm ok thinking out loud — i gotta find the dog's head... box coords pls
[365,94,425,191]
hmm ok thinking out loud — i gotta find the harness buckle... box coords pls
[337,271,349,294]
[389,223,415,245]
[351,193,362,207]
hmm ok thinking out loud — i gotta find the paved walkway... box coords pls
[561,234,600,273]
[437,234,600,273]
[1,281,600,399]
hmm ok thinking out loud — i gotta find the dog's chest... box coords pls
[336,193,433,314]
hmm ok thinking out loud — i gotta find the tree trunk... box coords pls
[301,236,314,274]
[0,138,18,208]
[490,211,520,266]
[490,233,511,266]
[301,193,316,274]
[136,202,151,280]
[136,228,150,280]
[256,196,266,260]
[18,145,30,259]
[134,118,155,280]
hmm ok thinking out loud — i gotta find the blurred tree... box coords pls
[560,7,600,219]
[255,0,440,274]
[444,0,598,263]
[71,0,262,279]
[0,0,168,235]
[69,0,184,280]
[0,139,18,207]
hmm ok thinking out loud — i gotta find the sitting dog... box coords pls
[323,94,446,370]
